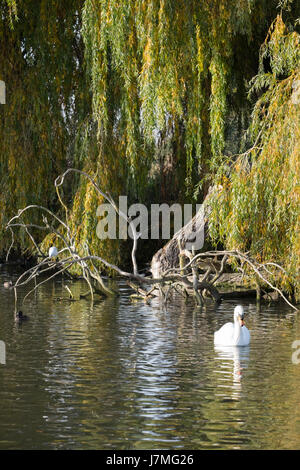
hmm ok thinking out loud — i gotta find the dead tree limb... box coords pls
[5,170,298,312]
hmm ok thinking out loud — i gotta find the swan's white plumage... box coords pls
[214,305,250,346]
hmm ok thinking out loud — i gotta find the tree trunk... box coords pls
[151,186,221,278]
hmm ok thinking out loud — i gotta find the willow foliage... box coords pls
[0,0,90,252]
[1,0,299,284]
[208,15,300,298]
[81,0,282,201]
[72,0,295,271]
[4,0,18,26]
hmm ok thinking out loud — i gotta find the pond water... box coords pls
[0,265,299,450]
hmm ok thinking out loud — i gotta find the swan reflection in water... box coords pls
[214,345,250,399]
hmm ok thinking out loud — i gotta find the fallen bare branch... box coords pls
[5,169,297,312]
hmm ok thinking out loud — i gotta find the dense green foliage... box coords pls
[0,1,299,295]
[0,0,90,252]
[208,15,300,297]
[81,0,283,200]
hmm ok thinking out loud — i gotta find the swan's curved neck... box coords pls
[233,317,242,343]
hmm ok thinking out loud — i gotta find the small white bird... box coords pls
[214,305,250,347]
[48,246,58,258]
[3,280,13,289]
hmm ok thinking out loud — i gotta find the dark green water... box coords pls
[0,265,299,450]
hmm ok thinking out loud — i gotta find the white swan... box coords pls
[48,246,58,258]
[214,305,250,346]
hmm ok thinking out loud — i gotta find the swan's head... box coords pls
[234,305,245,326]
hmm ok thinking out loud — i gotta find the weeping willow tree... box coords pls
[0,0,91,253]
[80,0,282,202]
[69,0,299,270]
[1,0,299,287]
[208,14,300,299]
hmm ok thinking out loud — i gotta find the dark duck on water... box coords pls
[15,311,29,322]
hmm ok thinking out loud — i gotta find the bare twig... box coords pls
[5,169,297,312]
[55,168,139,276]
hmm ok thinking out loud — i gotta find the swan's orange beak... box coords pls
[239,316,245,327]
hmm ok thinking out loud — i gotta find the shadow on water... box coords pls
[0,265,300,449]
